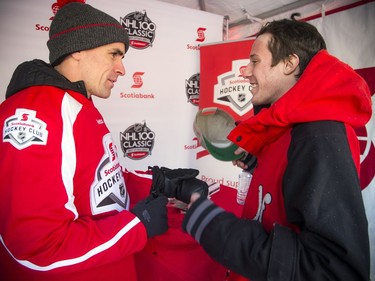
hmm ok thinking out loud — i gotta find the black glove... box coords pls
[150,166,209,204]
[131,195,169,238]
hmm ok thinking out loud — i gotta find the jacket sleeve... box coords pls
[183,121,370,281]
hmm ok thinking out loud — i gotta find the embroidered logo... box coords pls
[3,109,48,150]
[91,134,129,215]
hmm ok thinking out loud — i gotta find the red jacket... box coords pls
[183,51,372,281]
[0,60,147,281]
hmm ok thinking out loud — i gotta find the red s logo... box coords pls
[196,27,206,42]
[21,114,29,121]
[132,72,145,88]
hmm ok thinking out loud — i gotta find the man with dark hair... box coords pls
[181,19,371,281]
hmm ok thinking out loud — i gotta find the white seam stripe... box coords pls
[1,217,140,271]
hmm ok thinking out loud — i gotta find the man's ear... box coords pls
[70,51,82,61]
[284,54,299,75]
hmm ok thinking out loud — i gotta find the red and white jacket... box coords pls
[182,51,372,281]
[0,59,147,281]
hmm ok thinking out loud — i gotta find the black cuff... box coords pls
[182,197,224,243]
[268,224,297,280]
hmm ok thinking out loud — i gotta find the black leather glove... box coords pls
[150,166,209,204]
[131,195,169,238]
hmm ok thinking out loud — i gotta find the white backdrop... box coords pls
[0,0,223,172]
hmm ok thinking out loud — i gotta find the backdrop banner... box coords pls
[0,0,223,173]
[199,38,255,121]
[196,38,255,189]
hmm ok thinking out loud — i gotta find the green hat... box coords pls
[47,1,129,66]
[194,107,245,161]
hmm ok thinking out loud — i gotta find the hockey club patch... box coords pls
[3,108,48,150]
[214,59,253,116]
[91,134,129,215]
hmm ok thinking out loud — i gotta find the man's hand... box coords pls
[232,148,257,173]
[131,195,169,238]
[188,192,202,209]
[150,166,209,204]
[232,147,249,170]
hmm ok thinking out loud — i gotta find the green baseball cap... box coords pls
[194,107,245,161]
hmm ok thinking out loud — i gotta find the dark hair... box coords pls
[257,19,326,78]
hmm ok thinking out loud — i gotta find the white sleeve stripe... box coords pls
[129,170,152,180]
[0,217,141,271]
[61,93,82,219]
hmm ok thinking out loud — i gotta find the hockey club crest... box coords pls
[3,108,48,150]
[214,59,253,116]
[91,134,129,215]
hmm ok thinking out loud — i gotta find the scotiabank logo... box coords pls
[36,1,62,31]
[187,27,207,51]
[132,72,145,88]
[196,27,206,42]
[119,71,155,99]
[49,2,59,20]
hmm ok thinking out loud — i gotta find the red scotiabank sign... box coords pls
[199,39,255,122]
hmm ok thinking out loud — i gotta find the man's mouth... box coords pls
[108,78,117,88]
[249,83,257,91]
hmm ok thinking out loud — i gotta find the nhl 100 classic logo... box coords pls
[120,122,155,160]
[186,73,200,106]
[120,10,156,49]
